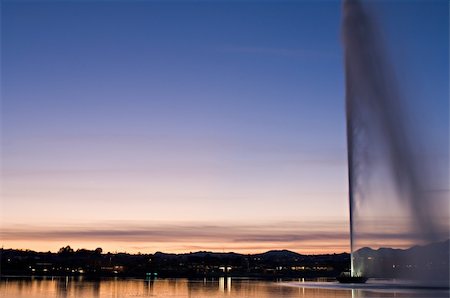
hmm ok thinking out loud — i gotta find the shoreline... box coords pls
[281,280,450,292]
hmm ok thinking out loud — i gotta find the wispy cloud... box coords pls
[1,220,347,244]
[219,45,335,60]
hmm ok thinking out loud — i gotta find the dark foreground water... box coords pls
[0,277,448,298]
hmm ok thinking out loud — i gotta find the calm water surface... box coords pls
[0,277,448,298]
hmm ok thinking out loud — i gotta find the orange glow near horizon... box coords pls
[2,218,442,255]
[0,219,353,254]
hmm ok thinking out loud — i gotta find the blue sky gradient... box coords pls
[1,0,448,253]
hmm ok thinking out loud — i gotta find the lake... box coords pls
[0,277,448,298]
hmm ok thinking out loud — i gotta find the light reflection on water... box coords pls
[0,277,448,298]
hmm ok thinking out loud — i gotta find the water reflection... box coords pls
[0,277,448,298]
[218,277,231,292]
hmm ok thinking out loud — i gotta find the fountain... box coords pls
[341,0,449,286]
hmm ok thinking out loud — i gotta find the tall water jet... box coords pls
[342,0,449,284]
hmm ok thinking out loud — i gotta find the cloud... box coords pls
[219,45,335,60]
[0,220,348,244]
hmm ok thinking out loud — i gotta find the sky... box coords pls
[1,0,448,254]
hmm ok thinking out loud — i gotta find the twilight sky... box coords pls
[1,0,448,254]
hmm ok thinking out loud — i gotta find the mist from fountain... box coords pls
[342,0,449,285]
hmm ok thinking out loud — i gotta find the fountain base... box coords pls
[336,272,368,284]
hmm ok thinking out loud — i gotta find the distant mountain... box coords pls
[257,249,303,259]
[153,249,305,261]
[356,239,449,258]
[354,239,449,280]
